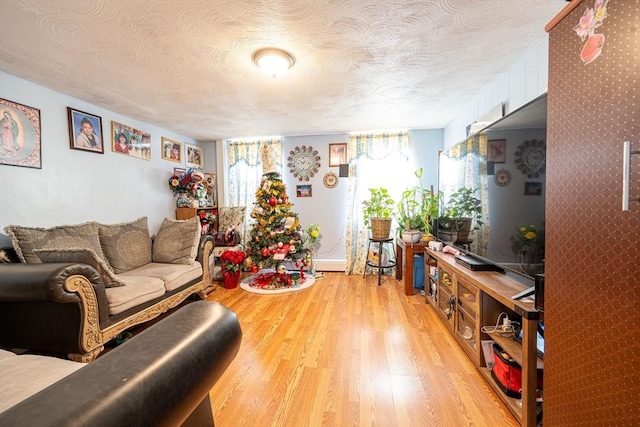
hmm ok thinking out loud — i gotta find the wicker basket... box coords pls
[370,218,392,240]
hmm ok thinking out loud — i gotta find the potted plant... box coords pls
[219,249,247,289]
[438,187,482,243]
[362,187,395,239]
[395,168,440,243]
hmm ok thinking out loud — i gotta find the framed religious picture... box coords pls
[488,139,506,163]
[111,121,151,160]
[204,172,217,207]
[296,184,312,197]
[0,97,41,169]
[161,137,182,163]
[185,143,203,169]
[329,143,347,167]
[67,107,104,154]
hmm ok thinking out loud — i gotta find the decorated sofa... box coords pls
[0,301,242,426]
[0,216,214,362]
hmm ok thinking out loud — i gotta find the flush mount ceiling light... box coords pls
[252,48,295,78]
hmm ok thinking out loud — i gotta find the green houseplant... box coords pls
[439,187,482,242]
[394,168,440,242]
[362,187,395,239]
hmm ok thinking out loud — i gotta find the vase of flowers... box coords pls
[305,223,320,272]
[168,169,206,207]
[512,224,544,275]
[220,249,247,289]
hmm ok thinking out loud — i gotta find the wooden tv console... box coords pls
[425,249,543,427]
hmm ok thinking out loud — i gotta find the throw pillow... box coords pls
[152,217,201,265]
[4,222,105,264]
[99,217,152,274]
[34,248,126,288]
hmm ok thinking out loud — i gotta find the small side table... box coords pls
[363,238,396,286]
[396,239,427,295]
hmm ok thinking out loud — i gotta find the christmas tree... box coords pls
[245,171,310,272]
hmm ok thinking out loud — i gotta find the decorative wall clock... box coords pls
[323,172,338,188]
[514,139,546,178]
[494,168,511,186]
[287,145,321,181]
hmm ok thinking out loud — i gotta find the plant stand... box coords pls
[363,237,396,286]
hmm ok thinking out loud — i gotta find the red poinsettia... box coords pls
[220,250,247,273]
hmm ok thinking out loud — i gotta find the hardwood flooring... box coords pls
[206,272,517,427]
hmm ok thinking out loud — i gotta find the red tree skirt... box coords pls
[240,269,315,294]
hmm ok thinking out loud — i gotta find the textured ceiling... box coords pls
[0,0,567,141]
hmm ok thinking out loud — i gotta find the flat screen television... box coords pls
[437,94,547,288]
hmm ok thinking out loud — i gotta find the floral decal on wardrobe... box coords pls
[574,0,609,65]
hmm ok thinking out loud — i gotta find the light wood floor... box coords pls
[206,272,517,427]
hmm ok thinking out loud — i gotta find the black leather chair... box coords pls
[0,301,242,427]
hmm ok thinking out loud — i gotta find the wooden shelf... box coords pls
[478,366,524,423]
[488,331,544,370]
[426,249,541,427]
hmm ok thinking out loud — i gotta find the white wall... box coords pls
[0,71,201,246]
[280,130,443,270]
[443,35,550,149]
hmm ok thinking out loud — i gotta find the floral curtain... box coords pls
[439,133,489,255]
[345,131,411,275]
[227,138,281,242]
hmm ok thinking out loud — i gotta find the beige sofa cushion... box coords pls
[152,217,201,265]
[0,350,84,413]
[4,222,105,264]
[99,217,152,274]
[34,248,126,288]
[104,277,166,315]
[119,262,203,292]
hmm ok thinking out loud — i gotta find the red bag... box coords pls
[491,343,543,399]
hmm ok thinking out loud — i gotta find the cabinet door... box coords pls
[456,279,479,358]
[436,267,455,331]
[547,2,639,424]
[425,254,438,306]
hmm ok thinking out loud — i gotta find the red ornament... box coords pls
[269,197,277,206]
[261,247,270,257]
[251,265,259,273]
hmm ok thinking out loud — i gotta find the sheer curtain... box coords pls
[227,138,281,241]
[438,133,489,255]
[345,132,412,275]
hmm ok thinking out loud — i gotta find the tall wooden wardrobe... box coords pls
[544,1,639,425]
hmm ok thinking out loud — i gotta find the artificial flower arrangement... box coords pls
[168,168,206,196]
[219,249,247,273]
[513,224,538,247]
[306,223,320,244]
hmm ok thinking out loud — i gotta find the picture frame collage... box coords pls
[1,96,204,170]
[294,142,348,198]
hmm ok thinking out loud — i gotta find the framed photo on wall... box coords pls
[296,184,312,197]
[329,143,347,167]
[67,107,104,154]
[185,143,203,169]
[161,137,182,163]
[524,181,542,196]
[0,97,41,169]
[111,121,151,160]
[488,139,506,163]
